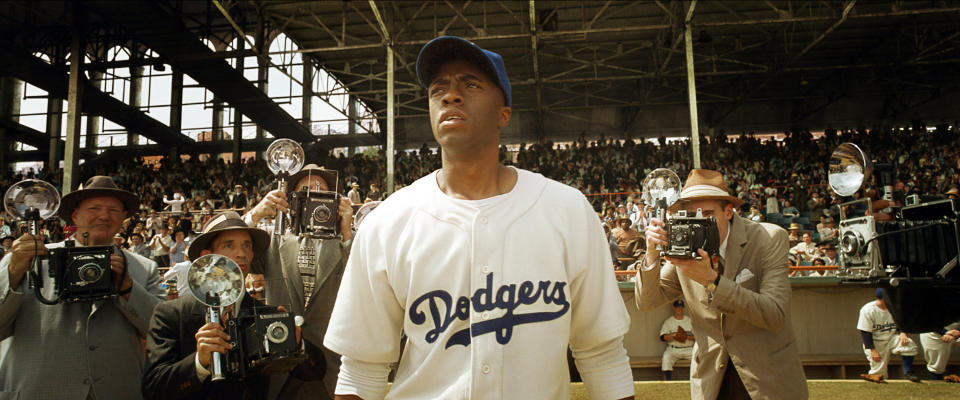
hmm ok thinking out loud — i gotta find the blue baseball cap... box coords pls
[875,288,884,299]
[673,299,684,307]
[416,36,512,107]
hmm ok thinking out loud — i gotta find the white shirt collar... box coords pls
[719,218,732,260]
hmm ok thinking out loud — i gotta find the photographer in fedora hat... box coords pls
[0,175,165,400]
[144,210,286,399]
[635,169,807,400]
[244,163,353,399]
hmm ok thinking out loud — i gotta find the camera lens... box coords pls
[840,231,860,256]
[672,227,688,243]
[312,204,332,223]
[78,263,104,283]
[266,321,289,344]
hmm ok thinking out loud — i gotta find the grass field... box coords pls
[569,379,960,399]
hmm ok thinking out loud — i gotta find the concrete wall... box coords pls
[618,282,960,380]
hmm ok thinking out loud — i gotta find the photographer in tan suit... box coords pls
[635,169,807,400]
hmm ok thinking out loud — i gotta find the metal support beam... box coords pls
[369,0,395,195]
[233,40,245,164]
[684,0,701,169]
[46,93,62,173]
[302,57,313,132]
[63,21,85,194]
[170,67,183,160]
[128,50,143,146]
[529,0,543,142]
[255,11,267,142]
[0,77,22,175]
[789,0,856,66]
[85,70,102,150]
[346,61,358,157]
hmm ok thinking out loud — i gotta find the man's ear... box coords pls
[498,106,512,128]
[200,249,211,257]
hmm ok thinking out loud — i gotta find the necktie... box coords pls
[296,236,320,308]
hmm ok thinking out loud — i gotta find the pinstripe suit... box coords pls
[0,243,165,400]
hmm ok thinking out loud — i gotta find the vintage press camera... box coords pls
[289,189,341,240]
[663,209,721,259]
[37,240,117,304]
[223,304,305,378]
[2,179,117,304]
[828,143,960,333]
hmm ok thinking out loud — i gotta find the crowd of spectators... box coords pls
[2,120,959,268]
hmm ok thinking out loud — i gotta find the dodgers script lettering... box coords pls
[409,273,570,348]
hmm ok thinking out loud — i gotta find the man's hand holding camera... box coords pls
[7,233,47,290]
[643,217,718,286]
[196,321,232,369]
[249,188,289,225]
[110,253,133,300]
[249,189,354,241]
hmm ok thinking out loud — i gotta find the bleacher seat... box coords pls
[800,211,811,219]
[796,216,810,228]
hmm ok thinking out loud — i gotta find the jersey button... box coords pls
[481,311,490,320]
[481,265,490,274]
[479,216,488,224]
[481,364,491,374]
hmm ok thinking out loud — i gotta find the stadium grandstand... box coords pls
[1,0,959,396]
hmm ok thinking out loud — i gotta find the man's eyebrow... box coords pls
[429,76,450,87]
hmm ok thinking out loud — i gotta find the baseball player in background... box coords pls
[857,288,920,382]
[660,299,695,381]
[919,322,960,380]
[323,36,635,400]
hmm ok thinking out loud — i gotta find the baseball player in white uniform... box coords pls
[323,36,635,400]
[919,322,960,380]
[660,299,694,380]
[857,288,920,381]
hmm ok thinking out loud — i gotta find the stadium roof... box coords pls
[1,0,959,155]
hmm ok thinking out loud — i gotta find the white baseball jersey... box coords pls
[660,315,694,348]
[324,168,631,400]
[857,300,897,342]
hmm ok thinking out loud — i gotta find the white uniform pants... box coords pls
[661,346,693,371]
[920,332,957,374]
[863,337,918,377]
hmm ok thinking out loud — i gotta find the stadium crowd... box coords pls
[2,120,960,263]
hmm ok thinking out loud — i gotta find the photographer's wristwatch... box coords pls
[705,274,721,293]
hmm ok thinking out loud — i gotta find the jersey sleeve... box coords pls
[567,195,631,352]
[323,224,405,364]
[857,304,874,332]
[659,319,673,337]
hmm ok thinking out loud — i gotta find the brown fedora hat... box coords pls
[669,169,745,211]
[59,176,140,222]
[187,211,269,262]
[286,164,341,193]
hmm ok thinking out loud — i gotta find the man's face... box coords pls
[175,231,185,242]
[825,248,837,258]
[130,235,142,245]
[2,238,12,248]
[71,196,126,246]
[802,233,812,244]
[427,59,511,154]
[681,200,733,243]
[202,230,254,274]
[295,175,329,192]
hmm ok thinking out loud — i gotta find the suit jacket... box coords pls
[142,294,271,400]
[263,233,348,400]
[0,244,165,400]
[635,213,808,400]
